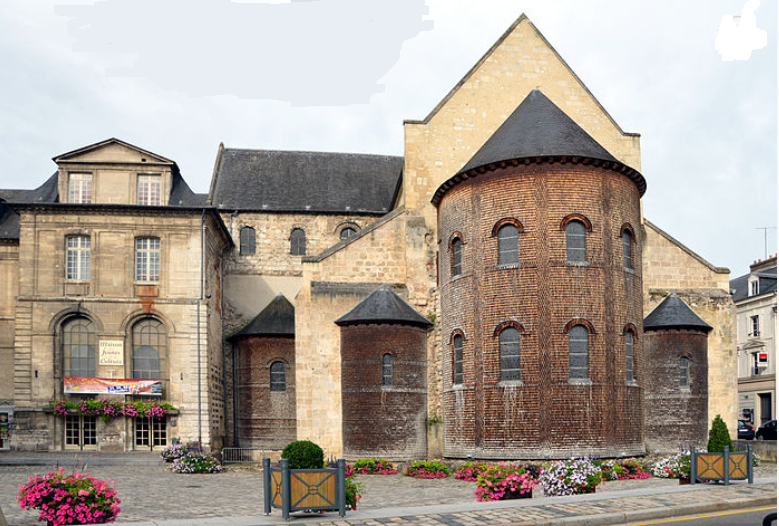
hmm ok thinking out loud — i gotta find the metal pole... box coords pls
[337,459,346,517]
[197,210,205,452]
[690,446,697,484]
[723,446,730,486]
[748,445,754,484]
[281,459,291,520]
[263,458,271,515]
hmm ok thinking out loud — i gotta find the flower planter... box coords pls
[679,477,691,485]
[576,487,596,494]
[502,488,532,500]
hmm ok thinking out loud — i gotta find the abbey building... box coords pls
[0,15,737,457]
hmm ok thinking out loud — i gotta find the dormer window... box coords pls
[68,173,92,204]
[138,175,162,206]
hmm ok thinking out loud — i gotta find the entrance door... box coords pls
[759,393,772,425]
[135,417,167,450]
[0,412,9,450]
[64,415,97,450]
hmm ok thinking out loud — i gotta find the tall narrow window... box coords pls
[566,220,586,262]
[499,327,521,381]
[622,230,632,269]
[270,361,286,392]
[625,331,634,381]
[497,224,519,266]
[569,324,589,380]
[63,317,96,378]
[750,315,760,337]
[240,227,256,256]
[68,173,92,204]
[340,227,357,241]
[679,356,690,389]
[132,318,164,379]
[137,175,162,206]
[135,238,161,282]
[453,334,464,385]
[290,228,306,256]
[382,353,393,386]
[451,237,463,276]
[66,236,91,280]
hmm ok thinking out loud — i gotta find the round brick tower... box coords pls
[643,294,711,453]
[336,285,433,460]
[433,90,647,459]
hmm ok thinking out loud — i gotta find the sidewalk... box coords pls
[116,479,777,526]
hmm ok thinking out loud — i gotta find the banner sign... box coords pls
[98,340,124,365]
[64,377,162,396]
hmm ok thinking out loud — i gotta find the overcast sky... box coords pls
[0,0,775,277]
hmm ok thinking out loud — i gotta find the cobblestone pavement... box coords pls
[0,462,775,526]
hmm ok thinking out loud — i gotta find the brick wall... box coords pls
[341,323,427,460]
[234,336,296,448]
[643,329,709,453]
[438,162,644,458]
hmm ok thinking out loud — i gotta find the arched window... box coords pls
[240,227,256,256]
[132,318,164,379]
[340,227,357,241]
[679,357,690,390]
[497,224,519,266]
[290,228,306,256]
[270,361,286,392]
[382,353,393,386]
[451,237,463,277]
[499,327,521,381]
[565,220,586,262]
[63,317,96,378]
[625,331,634,381]
[622,230,632,269]
[453,334,464,384]
[568,324,589,380]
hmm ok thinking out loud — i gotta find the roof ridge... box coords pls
[221,147,403,159]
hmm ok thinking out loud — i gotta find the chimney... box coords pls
[750,254,777,272]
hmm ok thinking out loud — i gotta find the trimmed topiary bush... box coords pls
[281,440,325,469]
[707,414,733,453]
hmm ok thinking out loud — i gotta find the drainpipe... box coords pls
[197,210,205,452]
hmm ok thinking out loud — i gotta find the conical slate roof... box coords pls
[432,90,646,205]
[228,294,295,340]
[335,285,433,328]
[643,294,712,333]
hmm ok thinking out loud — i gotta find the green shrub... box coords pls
[352,458,397,474]
[707,414,733,453]
[281,440,324,469]
[404,460,450,478]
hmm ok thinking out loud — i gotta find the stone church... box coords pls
[0,15,737,458]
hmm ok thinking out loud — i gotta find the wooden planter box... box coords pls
[690,445,754,485]
[263,458,346,519]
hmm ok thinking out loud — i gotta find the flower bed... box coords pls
[351,458,398,475]
[453,462,492,482]
[404,460,450,479]
[17,467,121,525]
[595,459,651,481]
[651,452,690,479]
[160,444,188,463]
[474,464,535,501]
[172,453,223,474]
[538,459,603,496]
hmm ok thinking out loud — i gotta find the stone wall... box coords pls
[642,220,737,434]
[0,241,18,403]
[643,329,709,453]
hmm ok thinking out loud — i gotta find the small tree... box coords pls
[281,440,325,469]
[707,414,733,453]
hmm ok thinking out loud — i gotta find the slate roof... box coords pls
[643,294,712,332]
[210,149,403,213]
[0,173,60,240]
[432,90,646,205]
[169,172,208,207]
[228,294,295,340]
[0,203,20,240]
[335,285,433,328]
[730,265,777,302]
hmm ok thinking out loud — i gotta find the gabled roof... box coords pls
[53,137,176,166]
[210,148,403,213]
[335,285,432,328]
[644,294,712,333]
[431,90,646,205]
[228,294,295,340]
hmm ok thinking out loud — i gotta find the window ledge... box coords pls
[497,380,524,388]
[497,263,521,270]
[566,261,590,267]
[451,383,466,391]
[623,267,636,275]
[568,379,592,386]
[625,380,639,387]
